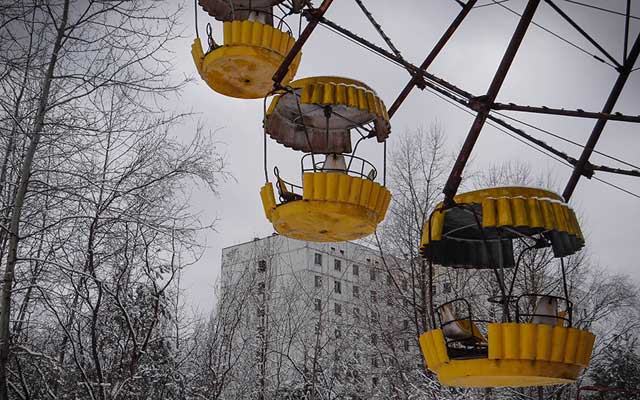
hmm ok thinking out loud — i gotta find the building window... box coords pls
[403,339,410,351]
[314,298,321,311]
[334,280,342,294]
[372,377,379,387]
[366,258,371,263]
[335,302,342,316]
[334,259,342,272]
[339,249,344,255]
[403,319,409,330]
[352,264,359,276]
[335,328,341,338]
[314,253,322,265]
[258,260,266,272]
[371,311,379,323]
[432,284,437,295]
[330,246,335,252]
[257,282,265,296]
[372,357,378,368]
[443,282,452,294]
[353,285,359,298]
[370,290,377,303]
[314,275,322,288]
[257,307,265,317]
[402,279,408,290]
[369,268,376,281]
[314,321,320,334]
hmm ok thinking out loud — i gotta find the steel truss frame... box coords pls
[272,0,640,204]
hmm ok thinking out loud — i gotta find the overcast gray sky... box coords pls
[169,0,640,312]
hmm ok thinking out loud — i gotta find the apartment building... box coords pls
[218,234,435,399]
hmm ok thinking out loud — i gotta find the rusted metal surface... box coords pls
[198,0,281,21]
[354,0,403,58]
[271,0,333,87]
[491,102,640,123]
[442,0,542,206]
[562,32,640,201]
[388,0,478,118]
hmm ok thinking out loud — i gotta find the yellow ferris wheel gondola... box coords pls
[191,0,301,99]
[418,187,595,388]
[264,76,390,153]
[259,76,392,242]
[421,186,585,268]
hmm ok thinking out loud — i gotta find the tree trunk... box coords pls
[0,1,69,397]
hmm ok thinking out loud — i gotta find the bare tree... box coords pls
[0,1,228,398]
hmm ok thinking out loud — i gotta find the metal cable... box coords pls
[291,88,317,168]
[194,0,199,38]
[475,0,510,8]
[383,141,387,186]
[492,0,618,68]
[562,0,639,20]
[263,94,271,182]
[426,85,640,200]
[493,111,640,170]
[559,257,573,325]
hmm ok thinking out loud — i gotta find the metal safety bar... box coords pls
[515,293,573,327]
[301,153,377,182]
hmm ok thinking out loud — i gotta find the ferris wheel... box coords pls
[191,0,640,389]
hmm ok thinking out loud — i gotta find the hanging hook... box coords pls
[206,23,218,52]
[323,105,332,154]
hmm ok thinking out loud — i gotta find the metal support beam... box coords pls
[591,164,640,178]
[442,0,541,206]
[562,32,640,201]
[272,0,333,87]
[416,62,640,179]
[354,0,403,58]
[388,0,477,118]
[544,0,621,69]
[624,0,631,62]
[491,102,640,123]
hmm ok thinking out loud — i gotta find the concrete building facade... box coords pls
[218,234,427,399]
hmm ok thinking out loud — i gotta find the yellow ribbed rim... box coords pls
[420,324,595,388]
[260,173,392,223]
[222,20,297,55]
[191,20,301,98]
[191,20,300,78]
[420,186,583,248]
[267,76,390,123]
[259,174,391,242]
